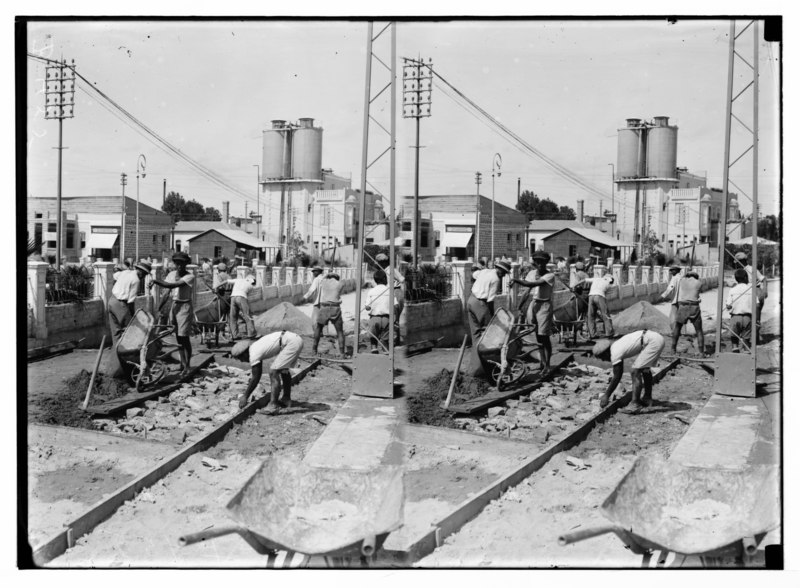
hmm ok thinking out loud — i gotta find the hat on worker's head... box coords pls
[217,263,227,271]
[375,253,389,262]
[495,260,512,274]
[592,338,613,358]
[668,266,681,274]
[310,265,324,274]
[734,252,748,262]
[134,261,152,274]
[531,251,550,262]
[231,339,254,360]
[172,251,191,264]
[575,261,585,270]
[247,275,257,285]
[471,263,482,272]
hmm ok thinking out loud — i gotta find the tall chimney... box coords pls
[577,200,584,223]
[222,201,230,224]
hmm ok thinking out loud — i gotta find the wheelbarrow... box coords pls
[477,308,537,391]
[179,456,404,567]
[558,456,780,566]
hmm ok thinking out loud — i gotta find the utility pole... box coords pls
[491,153,502,263]
[608,163,615,238]
[402,56,433,268]
[253,164,261,240]
[475,172,482,262]
[44,57,76,268]
[135,154,146,263]
[162,178,166,207]
[120,173,127,262]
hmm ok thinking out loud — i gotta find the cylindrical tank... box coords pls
[646,116,678,179]
[291,118,323,181]
[262,120,291,180]
[616,118,645,178]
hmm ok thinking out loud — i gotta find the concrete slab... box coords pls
[383,424,535,553]
[301,394,405,471]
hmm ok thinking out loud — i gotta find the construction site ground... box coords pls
[23,281,782,567]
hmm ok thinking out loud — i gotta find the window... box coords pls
[34,223,42,249]
[403,239,411,247]
[162,234,166,243]
[80,232,86,248]
[47,223,56,232]
[66,227,74,248]
[401,221,412,232]
[176,240,182,252]
[35,213,42,219]
[47,240,56,248]
[569,245,577,257]
[365,237,374,244]
[153,235,157,244]
[421,230,428,248]
[507,234,511,243]
[214,246,222,258]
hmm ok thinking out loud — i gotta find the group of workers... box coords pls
[465,250,768,415]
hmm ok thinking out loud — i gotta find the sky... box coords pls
[24,16,781,223]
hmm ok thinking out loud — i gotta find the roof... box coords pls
[186,228,280,249]
[527,219,586,232]
[400,194,526,218]
[543,227,635,248]
[174,221,242,233]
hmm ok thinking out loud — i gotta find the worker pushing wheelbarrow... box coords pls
[116,308,180,391]
[558,456,780,567]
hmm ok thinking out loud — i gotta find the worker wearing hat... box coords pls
[734,251,766,338]
[212,262,230,289]
[108,261,152,344]
[224,273,258,340]
[375,251,405,344]
[230,330,304,413]
[468,260,511,342]
[149,251,195,374]
[658,266,683,328]
[592,329,666,414]
[302,265,325,327]
[512,251,555,376]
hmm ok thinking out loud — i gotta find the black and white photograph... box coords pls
[18,7,790,572]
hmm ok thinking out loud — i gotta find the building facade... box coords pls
[27,196,172,263]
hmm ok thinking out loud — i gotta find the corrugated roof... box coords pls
[186,228,280,249]
[543,227,635,248]
[174,221,242,233]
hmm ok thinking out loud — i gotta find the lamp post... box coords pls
[491,153,502,264]
[607,163,615,237]
[252,164,261,240]
[135,154,146,263]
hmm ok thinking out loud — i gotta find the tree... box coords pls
[161,191,221,221]
[757,214,780,242]
[515,190,576,220]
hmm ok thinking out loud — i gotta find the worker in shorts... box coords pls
[734,251,766,340]
[149,251,195,374]
[302,265,325,325]
[231,330,304,413]
[512,252,555,376]
[592,329,666,414]
[365,270,398,353]
[725,268,753,352]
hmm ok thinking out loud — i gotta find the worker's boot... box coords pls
[264,389,281,415]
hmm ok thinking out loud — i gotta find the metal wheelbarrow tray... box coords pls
[180,456,404,559]
[559,456,780,558]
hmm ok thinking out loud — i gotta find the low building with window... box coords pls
[541,226,635,262]
[27,196,173,263]
[399,194,528,262]
[184,228,281,264]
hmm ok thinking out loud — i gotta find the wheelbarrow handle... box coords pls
[558,525,620,546]
[179,526,276,556]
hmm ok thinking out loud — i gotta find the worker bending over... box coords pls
[591,329,666,414]
[231,330,304,413]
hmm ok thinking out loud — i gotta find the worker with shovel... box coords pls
[231,330,304,413]
[149,251,195,375]
[591,329,666,414]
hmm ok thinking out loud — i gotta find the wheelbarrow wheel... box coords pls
[130,359,167,390]
[492,359,527,391]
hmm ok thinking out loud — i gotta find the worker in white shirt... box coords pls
[467,260,511,341]
[225,274,257,340]
[734,251,766,339]
[108,261,152,343]
[658,266,683,327]
[376,252,405,343]
[231,331,304,413]
[726,268,754,352]
[302,265,325,324]
[511,252,555,376]
[365,270,398,353]
[573,267,615,339]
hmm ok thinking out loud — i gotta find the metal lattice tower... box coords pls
[353,22,397,367]
[713,19,761,397]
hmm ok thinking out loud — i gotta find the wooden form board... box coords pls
[390,357,680,563]
[32,360,320,565]
[447,352,574,415]
[86,354,215,415]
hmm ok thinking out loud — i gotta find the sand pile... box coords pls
[612,301,673,336]
[407,369,493,427]
[254,302,314,337]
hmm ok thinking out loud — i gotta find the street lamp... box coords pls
[252,164,261,241]
[607,163,615,237]
[135,154,146,262]
[491,153,502,263]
